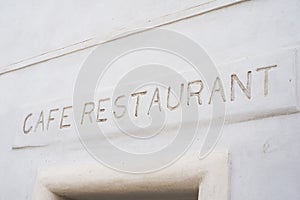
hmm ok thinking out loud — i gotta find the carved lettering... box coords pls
[167,84,184,111]
[23,113,33,134]
[96,98,110,122]
[231,71,252,101]
[209,77,226,104]
[187,80,203,106]
[113,95,127,119]
[60,106,72,129]
[81,102,95,125]
[256,65,277,96]
[131,91,147,117]
[148,88,162,114]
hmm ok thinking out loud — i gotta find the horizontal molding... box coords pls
[32,152,229,200]
[12,48,299,149]
[0,0,249,76]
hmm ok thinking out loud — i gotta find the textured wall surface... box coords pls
[0,0,299,199]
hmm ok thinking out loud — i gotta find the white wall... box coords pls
[0,0,299,199]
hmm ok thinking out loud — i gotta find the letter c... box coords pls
[23,113,33,134]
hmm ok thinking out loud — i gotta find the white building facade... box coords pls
[0,0,299,199]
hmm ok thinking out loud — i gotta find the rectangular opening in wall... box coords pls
[33,153,229,200]
[59,188,199,200]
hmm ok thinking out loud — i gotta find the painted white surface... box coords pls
[0,0,300,199]
[0,0,237,69]
[0,0,246,75]
[11,48,298,149]
[32,152,229,200]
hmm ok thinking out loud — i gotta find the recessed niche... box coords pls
[33,152,229,200]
